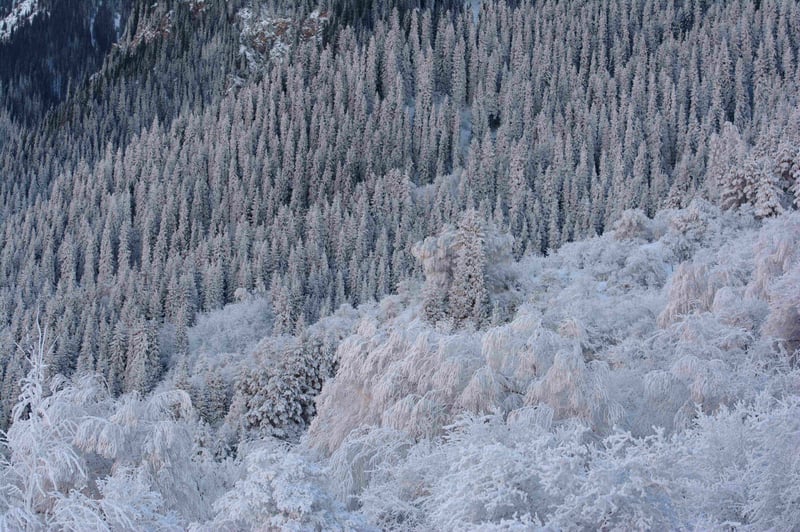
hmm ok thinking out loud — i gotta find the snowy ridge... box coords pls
[0,0,43,41]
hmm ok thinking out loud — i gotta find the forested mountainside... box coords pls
[1,0,799,528]
[0,0,133,123]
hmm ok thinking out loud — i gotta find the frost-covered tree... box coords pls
[0,324,188,529]
[449,209,490,326]
[230,336,337,440]
[204,440,365,531]
[123,319,161,395]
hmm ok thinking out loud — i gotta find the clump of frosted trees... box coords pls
[2,193,800,530]
[415,208,516,328]
[0,325,237,529]
[708,116,800,218]
[301,202,800,529]
[2,0,800,428]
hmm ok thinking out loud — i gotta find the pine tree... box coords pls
[124,319,161,395]
[76,316,97,375]
[449,209,490,326]
[753,158,784,218]
[199,370,229,424]
[270,274,294,335]
[422,278,449,324]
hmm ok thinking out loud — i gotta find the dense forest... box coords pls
[0,0,799,528]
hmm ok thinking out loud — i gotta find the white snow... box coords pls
[0,0,41,41]
[184,296,273,382]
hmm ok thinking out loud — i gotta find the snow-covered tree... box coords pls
[449,209,490,326]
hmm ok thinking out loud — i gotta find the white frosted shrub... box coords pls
[415,413,569,529]
[712,286,768,332]
[613,209,653,241]
[309,322,484,454]
[204,440,365,531]
[545,429,683,530]
[430,336,483,402]
[456,366,508,414]
[763,262,800,362]
[672,395,800,528]
[381,393,447,440]
[614,242,672,289]
[326,427,413,511]
[658,261,715,327]
[641,370,692,433]
[526,348,623,430]
[746,212,800,300]
[482,322,537,389]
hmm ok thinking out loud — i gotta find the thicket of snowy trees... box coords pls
[1,0,799,429]
[2,202,799,529]
[1,0,800,527]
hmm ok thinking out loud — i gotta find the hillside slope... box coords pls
[0,0,799,527]
[2,201,798,529]
[219,201,800,530]
[0,0,798,433]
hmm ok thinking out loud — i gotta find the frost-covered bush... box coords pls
[0,328,215,530]
[763,262,800,362]
[613,209,653,242]
[226,304,359,441]
[746,212,800,300]
[308,319,484,454]
[200,440,367,531]
[229,337,337,440]
[525,347,623,430]
[613,241,673,289]
[338,395,800,530]
[671,394,800,528]
[188,296,273,368]
[353,410,580,530]
[658,262,715,326]
[327,427,415,512]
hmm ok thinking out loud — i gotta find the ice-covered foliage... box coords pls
[199,439,368,531]
[316,395,800,530]
[413,210,519,327]
[3,202,800,529]
[227,337,333,440]
[710,112,800,216]
[297,203,800,528]
[169,296,273,425]
[0,326,237,529]
[224,303,360,441]
[187,295,273,375]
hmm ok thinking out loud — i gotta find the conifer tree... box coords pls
[449,209,490,326]
[124,319,161,395]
